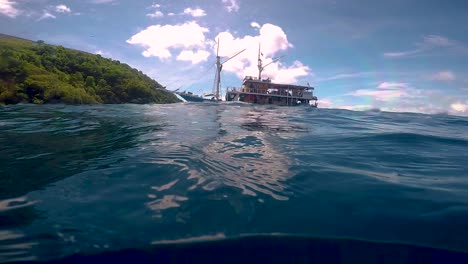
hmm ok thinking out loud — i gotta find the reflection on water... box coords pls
[0,196,38,231]
[146,195,189,218]
[0,230,37,263]
[0,197,37,213]
[143,105,308,203]
[151,233,226,245]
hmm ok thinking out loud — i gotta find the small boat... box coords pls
[175,91,205,102]
[171,39,245,103]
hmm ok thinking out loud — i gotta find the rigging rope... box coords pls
[164,60,215,93]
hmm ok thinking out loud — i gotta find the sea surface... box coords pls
[1,103,468,263]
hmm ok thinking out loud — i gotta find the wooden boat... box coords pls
[225,44,318,107]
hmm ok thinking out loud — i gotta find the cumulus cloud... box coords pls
[151,3,161,8]
[214,23,307,83]
[55,4,71,13]
[127,22,310,82]
[183,7,206,17]
[167,12,175,16]
[177,50,210,64]
[147,11,164,18]
[429,71,456,81]
[250,22,260,29]
[0,0,20,17]
[450,102,467,113]
[127,21,210,61]
[222,0,239,12]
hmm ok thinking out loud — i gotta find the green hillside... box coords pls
[0,34,180,105]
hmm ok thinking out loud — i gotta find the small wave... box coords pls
[361,132,468,146]
[0,230,37,263]
[151,233,226,245]
[0,197,37,213]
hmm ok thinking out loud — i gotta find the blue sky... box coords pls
[1,0,467,115]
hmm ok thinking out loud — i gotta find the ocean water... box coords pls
[0,103,467,263]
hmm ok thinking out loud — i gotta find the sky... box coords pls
[1,0,467,115]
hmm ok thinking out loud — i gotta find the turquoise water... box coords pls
[1,103,468,263]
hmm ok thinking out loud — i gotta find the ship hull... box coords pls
[176,93,205,102]
[226,91,317,107]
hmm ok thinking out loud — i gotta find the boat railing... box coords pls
[226,86,240,92]
[229,88,315,99]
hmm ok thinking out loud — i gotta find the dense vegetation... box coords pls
[0,34,180,105]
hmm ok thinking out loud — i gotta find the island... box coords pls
[0,34,180,105]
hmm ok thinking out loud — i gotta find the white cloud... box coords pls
[423,35,452,47]
[147,11,164,18]
[94,49,112,58]
[167,12,175,16]
[324,77,468,115]
[377,82,409,89]
[338,104,373,111]
[450,102,467,113]
[89,0,115,3]
[348,81,414,102]
[151,3,161,8]
[55,4,71,13]
[222,0,239,12]
[38,11,56,21]
[429,71,456,81]
[350,88,407,101]
[250,22,260,29]
[383,50,420,58]
[127,21,209,61]
[383,35,464,58]
[183,7,206,17]
[317,98,333,108]
[214,23,309,83]
[318,71,375,82]
[0,0,19,18]
[177,50,210,64]
[341,80,468,116]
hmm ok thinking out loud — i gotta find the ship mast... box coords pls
[257,43,262,80]
[212,39,245,100]
[214,39,222,100]
[257,43,284,80]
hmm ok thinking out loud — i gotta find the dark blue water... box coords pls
[1,103,468,263]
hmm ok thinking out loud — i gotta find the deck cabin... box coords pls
[226,76,318,106]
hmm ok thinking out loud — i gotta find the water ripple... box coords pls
[0,230,37,263]
[1,104,467,262]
